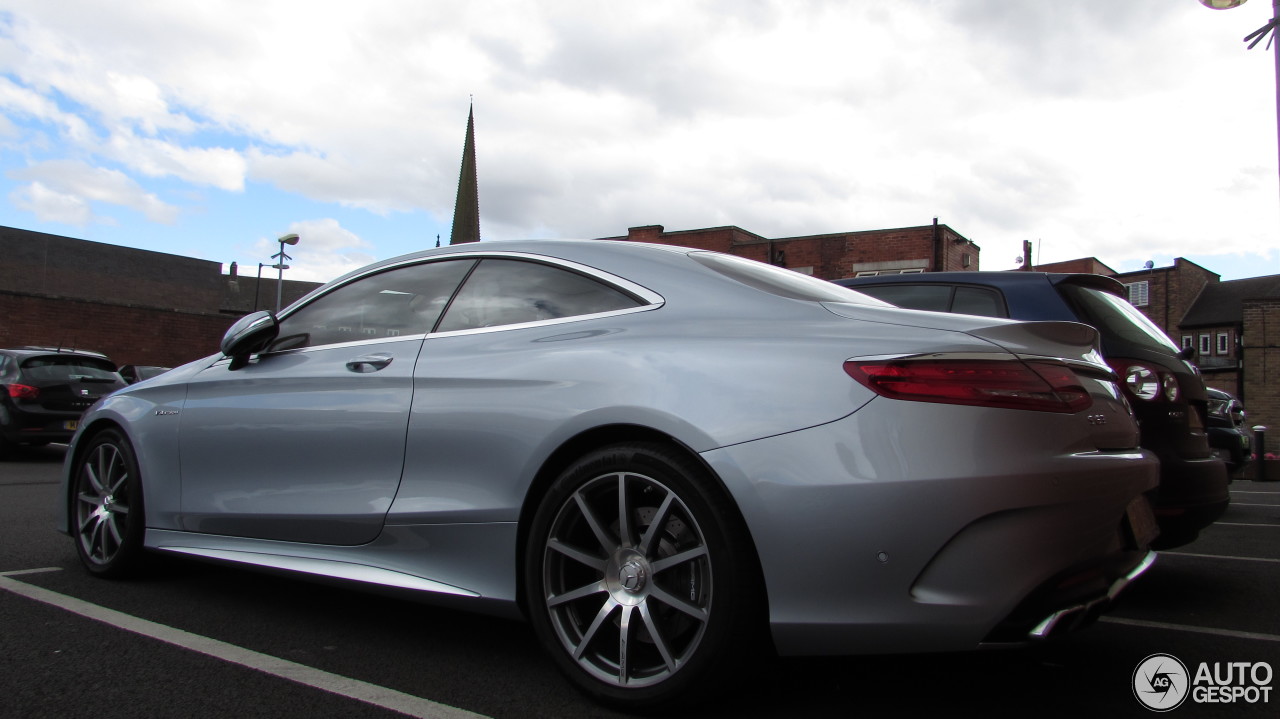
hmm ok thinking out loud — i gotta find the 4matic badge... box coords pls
[1134,653,1189,711]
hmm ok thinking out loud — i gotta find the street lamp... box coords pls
[273,233,300,313]
[1200,0,1280,201]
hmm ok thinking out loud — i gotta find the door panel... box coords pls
[178,337,421,545]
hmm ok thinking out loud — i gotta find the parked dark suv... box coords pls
[1206,387,1251,478]
[835,272,1229,549]
[0,347,127,458]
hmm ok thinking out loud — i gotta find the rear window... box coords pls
[21,356,120,382]
[691,252,888,304]
[1058,285,1180,354]
[846,283,1006,318]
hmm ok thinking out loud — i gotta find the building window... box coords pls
[1182,335,1193,350]
[1216,332,1229,355]
[1199,334,1212,356]
[1125,281,1149,307]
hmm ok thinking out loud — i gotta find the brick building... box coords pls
[0,226,319,369]
[600,219,979,279]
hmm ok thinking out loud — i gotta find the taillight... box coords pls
[6,384,39,400]
[1110,360,1179,402]
[843,358,1092,413]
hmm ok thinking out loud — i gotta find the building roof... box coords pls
[1034,257,1117,276]
[1180,274,1280,328]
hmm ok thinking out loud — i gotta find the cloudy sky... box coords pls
[1,0,1278,283]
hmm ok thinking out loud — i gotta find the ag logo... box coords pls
[1134,653,1190,711]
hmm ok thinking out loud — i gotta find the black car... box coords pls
[1206,387,1251,479]
[118,364,171,384]
[0,347,127,458]
[836,271,1229,548]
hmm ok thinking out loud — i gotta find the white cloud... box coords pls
[9,160,179,223]
[250,218,376,283]
[10,181,94,225]
[104,131,246,191]
[0,0,1276,279]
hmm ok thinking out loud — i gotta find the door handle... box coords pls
[346,353,394,373]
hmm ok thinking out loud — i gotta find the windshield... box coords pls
[1058,285,1180,354]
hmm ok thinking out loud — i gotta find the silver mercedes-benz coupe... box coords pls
[59,239,1159,708]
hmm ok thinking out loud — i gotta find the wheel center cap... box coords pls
[619,559,648,592]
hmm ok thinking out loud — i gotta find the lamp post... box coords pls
[273,233,300,313]
[1200,0,1280,201]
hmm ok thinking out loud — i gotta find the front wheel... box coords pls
[524,443,764,709]
[72,429,147,577]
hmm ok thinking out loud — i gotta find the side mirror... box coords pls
[1178,346,1196,361]
[220,311,279,370]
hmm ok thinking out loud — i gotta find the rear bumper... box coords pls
[1148,454,1230,548]
[982,550,1156,643]
[700,403,1160,657]
[0,405,79,443]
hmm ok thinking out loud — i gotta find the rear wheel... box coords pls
[524,443,763,710]
[72,429,147,577]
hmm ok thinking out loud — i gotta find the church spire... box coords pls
[449,102,480,244]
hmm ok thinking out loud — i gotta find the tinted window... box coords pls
[852,284,952,312]
[437,259,641,332]
[1058,285,1180,354]
[951,286,1005,317]
[21,356,119,381]
[271,259,474,351]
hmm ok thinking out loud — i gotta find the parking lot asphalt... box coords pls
[1,444,1277,718]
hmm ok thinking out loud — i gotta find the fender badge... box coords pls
[154,410,179,416]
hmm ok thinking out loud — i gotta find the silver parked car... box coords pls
[59,240,1159,709]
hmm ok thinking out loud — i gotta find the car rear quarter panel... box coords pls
[386,305,1026,526]
[702,397,1158,656]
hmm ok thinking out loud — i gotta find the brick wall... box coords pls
[0,226,225,313]
[1243,298,1280,457]
[0,292,235,369]
[614,223,979,280]
[1116,259,1218,340]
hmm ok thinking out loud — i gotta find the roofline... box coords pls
[600,223,974,247]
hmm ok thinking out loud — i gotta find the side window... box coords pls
[951,286,1006,318]
[437,259,641,332]
[851,284,953,313]
[269,259,474,351]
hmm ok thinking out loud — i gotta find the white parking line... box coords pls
[1214,522,1280,528]
[1161,552,1280,563]
[1100,616,1280,643]
[0,569,490,719]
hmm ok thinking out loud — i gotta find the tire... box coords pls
[524,442,764,710]
[72,429,147,578]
